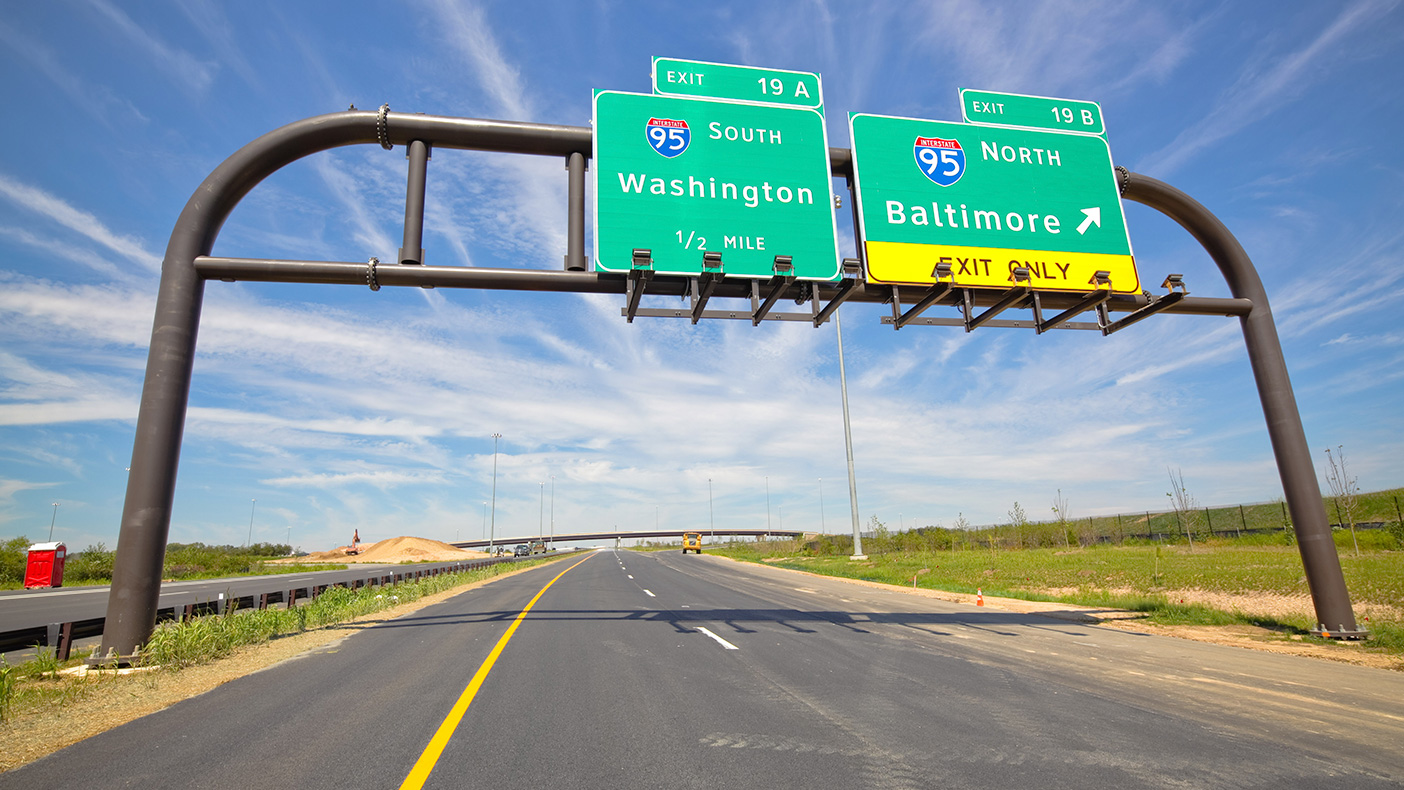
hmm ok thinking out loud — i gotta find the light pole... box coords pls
[48,502,59,541]
[489,433,501,552]
[836,309,864,559]
[819,478,826,533]
[765,476,772,532]
[708,478,714,544]
[247,498,256,547]
[286,524,291,551]
[549,475,555,549]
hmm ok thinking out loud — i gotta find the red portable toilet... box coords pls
[24,542,67,589]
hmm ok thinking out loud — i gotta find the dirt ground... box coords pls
[267,535,489,565]
[0,557,548,773]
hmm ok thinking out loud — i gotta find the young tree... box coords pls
[953,512,971,551]
[1008,501,1029,549]
[1166,468,1202,550]
[1051,489,1072,548]
[1322,445,1361,556]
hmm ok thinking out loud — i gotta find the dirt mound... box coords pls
[277,536,489,564]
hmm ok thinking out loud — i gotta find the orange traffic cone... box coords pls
[977,588,984,606]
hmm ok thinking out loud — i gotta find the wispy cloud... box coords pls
[1136,0,1396,176]
[420,0,533,120]
[311,154,399,261]
[0,20,147,128]
[177,0,260,91]
[916,1,1192,100]
[86,0,218,95]
[0,174,161,273]
[261,469,448,488]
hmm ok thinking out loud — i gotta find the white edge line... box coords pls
[697,626,739,650]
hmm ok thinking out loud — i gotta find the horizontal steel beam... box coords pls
[882,316,1100,330]
[454,528,804,548]
[194,257,1252,319]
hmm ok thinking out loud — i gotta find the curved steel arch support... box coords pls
[1122,171,1361,638]
[97,111,594,662]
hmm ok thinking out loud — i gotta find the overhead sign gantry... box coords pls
[89,59,1365,666]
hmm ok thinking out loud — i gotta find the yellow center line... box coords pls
[398,553,594,790]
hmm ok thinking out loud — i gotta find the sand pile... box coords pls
[277,536,489,564]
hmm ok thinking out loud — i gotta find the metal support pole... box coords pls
[489,433,501,553]
[400,140,429,264]
[835,309,864,559]
[708,478,714,542]
[565,152,587,270]
[96,190,208,664]
[1122,170,1362,637]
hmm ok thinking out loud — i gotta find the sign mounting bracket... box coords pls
[1036,288,1112,334]
[752,256,796,326]
[690,252,724,324]
[626,249,653,323]
[895,281,956,330]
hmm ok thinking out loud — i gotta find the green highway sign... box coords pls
[594,90,840,280]
[849,112,1138,293]
[960,89,1105,137]
[652,57,823,109]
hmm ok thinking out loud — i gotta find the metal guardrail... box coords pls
[0,553,548,660]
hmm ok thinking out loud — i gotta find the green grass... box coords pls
[704,539,1404,659]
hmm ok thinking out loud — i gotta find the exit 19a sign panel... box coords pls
[849,113,1139,294]
[594,91,841,280]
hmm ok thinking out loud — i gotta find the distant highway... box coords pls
[453,527,803,549]
[2,550,1400,788]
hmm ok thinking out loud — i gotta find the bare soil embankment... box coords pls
[270,535,489,564]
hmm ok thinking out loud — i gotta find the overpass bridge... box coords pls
[452,528,806,550]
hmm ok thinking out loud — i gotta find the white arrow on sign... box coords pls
[1076,207,1101,235]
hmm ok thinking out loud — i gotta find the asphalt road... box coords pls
[3,549,1401,789]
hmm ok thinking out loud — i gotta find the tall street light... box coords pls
[247,498,256,547]
[836,309,865,559]
[549,475,555,550]
[765,476,772,533]
[708,478,714,544]
[489,433,502,552]
[48,502,59,541]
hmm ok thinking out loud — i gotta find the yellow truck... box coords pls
[682,532,703,554]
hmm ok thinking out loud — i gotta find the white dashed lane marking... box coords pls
[697,627,739,650]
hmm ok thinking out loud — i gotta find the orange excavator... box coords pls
[346,529,361,556]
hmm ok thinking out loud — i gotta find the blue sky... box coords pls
[1,1,1401,553]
